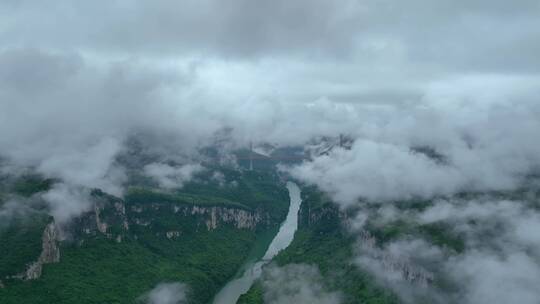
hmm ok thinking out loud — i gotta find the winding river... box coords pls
[212,182,302,304]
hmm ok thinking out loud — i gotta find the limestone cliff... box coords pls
[74,194,130,239]
[2,186,276,287]
[17,222,60,280]
[73,196,267,242]
[301,202,433,287]
[189,205,262,230]
[357,229,434,286]
[130,203,266,235]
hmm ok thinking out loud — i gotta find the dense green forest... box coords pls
[237,186,399,304]
[237,183,540,304]
[0,214,52,279]
[1,229,255,304]
[0,168,289,304]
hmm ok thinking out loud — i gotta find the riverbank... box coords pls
[212,182,302,304]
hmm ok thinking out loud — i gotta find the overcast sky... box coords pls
[0,1,539,194]
[1,0,539,197]
[2,2,540,303]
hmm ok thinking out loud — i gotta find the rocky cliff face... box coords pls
[17,222,60,280]
[189,205,262,230]
[356,229,434,287]
[301,201,434,287]
[72,195,267,242]
[129,203,266,235]
[304,205,344,226]
[4,194,267,283]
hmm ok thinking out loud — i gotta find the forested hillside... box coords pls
[0,167,289,304]
[238,183,540,304]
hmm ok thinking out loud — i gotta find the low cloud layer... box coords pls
[261,264,342,304]
[449,250,540,304]
[0,199,37,229]
[351,196,540,304]
[144,163,203,189]
[2,2,540,211]
[290,99,540,204]
[41,184,92,225]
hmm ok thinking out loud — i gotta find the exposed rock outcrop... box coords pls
[357,229,434,287]
[166,231,181,239]
[75,197,266,242]
[302,201,434,287]
[2,190,273,286]
[74,197,130,239]
[94,203,108,234]
[306,205,344,226]
[189,206,262,230]
[18,222,61,280]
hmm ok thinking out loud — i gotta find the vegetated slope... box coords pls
[0,173,54,281]
[3,229,255,304]
[0,168,290,304]
[238,182,540,304]
[0,213,52,280]
[237,186,399,304]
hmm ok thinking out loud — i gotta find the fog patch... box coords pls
[351,196,540,304]
[261,264,342,304]
[141,282,189,304]
[36,137,126,196]
[144,163,203,189]
[0,199,37,229]
[417,198,540,254]
[355,234,445,303]
[211,171,226,187]
[449,250,540,304]
[41,183,92,225]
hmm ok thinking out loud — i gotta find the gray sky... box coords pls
[2,0,539,200]
[2,2,540,303]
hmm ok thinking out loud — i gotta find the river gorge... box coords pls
[212,182,302,304]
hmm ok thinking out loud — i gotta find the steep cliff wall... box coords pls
[72,194,268,243]
[299,194,433,287]
[356,229,434,286]
[3,192,270,283]
[188,205,262,230]
[16,222,60,280]
[128,203,267,238]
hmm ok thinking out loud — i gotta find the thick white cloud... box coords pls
[41,184,93,225]
[291,140,462,204]
[1,2,539,172]
[289,97,540,204]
